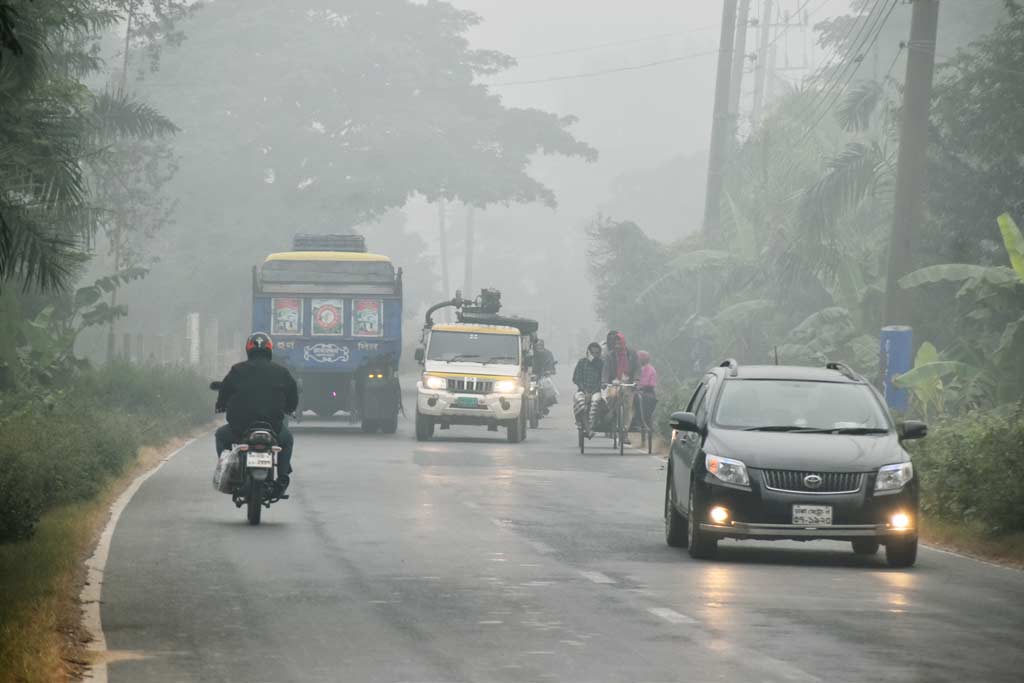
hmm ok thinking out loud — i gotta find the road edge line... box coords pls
[80,435,201,683]
[920,542,1023,572]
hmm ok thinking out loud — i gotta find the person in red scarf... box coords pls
[601,330,640,444]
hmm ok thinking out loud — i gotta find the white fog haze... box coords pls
[2,1,1023,680]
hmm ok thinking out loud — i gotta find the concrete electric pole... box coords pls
[702,0,739,240]
[728,0,752,140]
[883,0,940,326]
[750,0,773,125]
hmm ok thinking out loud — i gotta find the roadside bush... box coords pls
[0,364,209,543]
[909,403,1024,534]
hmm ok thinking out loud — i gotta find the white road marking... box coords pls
[647,607,698,625]
[578,570,615,584]
[462,500,480,509]
[478,620,503,625]
[81,436,200,683]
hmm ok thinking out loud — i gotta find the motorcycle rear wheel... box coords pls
[246,477,262,525]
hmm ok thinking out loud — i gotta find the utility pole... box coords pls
[463,206,475,295]
[701,0,739,240]
[728,0,752,141]
[751,0,772,125]
[438,199,450,300]
[883,0,940,326]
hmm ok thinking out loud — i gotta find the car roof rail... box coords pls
[826,361,860,381]
[719,358,739,376]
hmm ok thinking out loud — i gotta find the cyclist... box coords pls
[602,331,639,444]
[572,342,603,437]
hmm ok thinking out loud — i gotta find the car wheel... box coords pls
[361,419,379,434]
[664,469,688,548]
[379,414,399,434]
[885,536,918,568]
[415,411,434,441]
[851,539,880,555]
[687,478,718,559]
[506,411,525,443]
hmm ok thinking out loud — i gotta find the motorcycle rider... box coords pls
[532,339,558,415]
[572,341,603,437]
[215,332,299,493]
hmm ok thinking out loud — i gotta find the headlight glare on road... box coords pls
[875,462,913,492]
[705,453,750,486]
[423,374,446,391]
[494,379,520,394]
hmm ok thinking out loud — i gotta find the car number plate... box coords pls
[792,504,833,526]
[454,396,480,408]
[246,452,273,468]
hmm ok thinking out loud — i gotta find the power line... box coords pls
[515,26,718,60]
[798,0,899,142]
[795,0,889,134]
[488,49,721,87]
[765,0,816,50]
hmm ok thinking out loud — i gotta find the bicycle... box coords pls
[605,381,637,456]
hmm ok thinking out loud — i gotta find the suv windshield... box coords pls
[427,331,520,364]
[714,379,889,432]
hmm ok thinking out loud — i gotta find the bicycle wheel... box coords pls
[578,427,585,454]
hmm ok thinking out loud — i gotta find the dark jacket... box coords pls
[572,357,603,394]
[601,346,640,383]
[533,348,556,376]
[216,356,299,436]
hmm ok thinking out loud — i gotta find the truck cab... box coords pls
[415,322,530,443]
[252,242,402,432]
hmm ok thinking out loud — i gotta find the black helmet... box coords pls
[245,332,274,359]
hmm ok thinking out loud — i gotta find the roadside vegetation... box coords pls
[590,4,1024,557]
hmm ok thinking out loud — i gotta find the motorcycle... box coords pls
[210,382,288,525]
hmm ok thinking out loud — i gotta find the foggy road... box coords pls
[101,406,1024,683]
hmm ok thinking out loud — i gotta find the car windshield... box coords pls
[713,379,889,432]
[427,331,520,364]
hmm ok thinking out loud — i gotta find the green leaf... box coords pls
[892,361,969,389]
[73,285,102,308]
[915,341,939,367]
[996,213,1024,282]
[898,264,1018,289]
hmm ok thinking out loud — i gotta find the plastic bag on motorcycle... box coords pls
[212,449,240,494]
[539,376,559,405]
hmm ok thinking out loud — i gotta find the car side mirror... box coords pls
[899,420,928,440]
[209,381,222,391]
[414,348,425,363]
[669,411,699,433]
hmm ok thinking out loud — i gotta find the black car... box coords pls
[664,359,927,567]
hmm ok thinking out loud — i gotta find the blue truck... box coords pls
[251,234,402,433]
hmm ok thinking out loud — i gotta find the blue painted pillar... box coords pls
[880,326,913,412]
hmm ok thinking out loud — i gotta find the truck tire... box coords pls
[415,411,434,441]
[361,419,379,434]
[380,414,399,434]
[506,410,526,443]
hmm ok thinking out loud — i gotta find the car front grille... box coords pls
[446,377,494,394]
[761,469,863,494]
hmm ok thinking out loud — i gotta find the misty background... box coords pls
[77,0,1008,367]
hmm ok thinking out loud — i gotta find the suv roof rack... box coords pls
[825,361,860,381]
[719,358,739,377]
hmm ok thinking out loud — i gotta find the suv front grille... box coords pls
[761,469,863,494]
[446,377,494,394]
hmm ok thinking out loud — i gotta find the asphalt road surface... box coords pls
[102,405,1024,682]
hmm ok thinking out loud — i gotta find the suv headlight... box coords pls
[875,462,913,492]
[706,453,750,487]
[422,374,446,391]
[494,379,520,394]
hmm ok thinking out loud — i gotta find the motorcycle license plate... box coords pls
[247,452,274,469]
[792,505,832,526]
[454,396,480,408]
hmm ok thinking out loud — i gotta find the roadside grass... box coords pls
[921,517,1024,569]
[0,432,209,683]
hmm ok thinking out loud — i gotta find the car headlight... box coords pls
[875,462,913,492]
[494,379,520,394]
[705,453,750,487]
[422,374,446,391]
